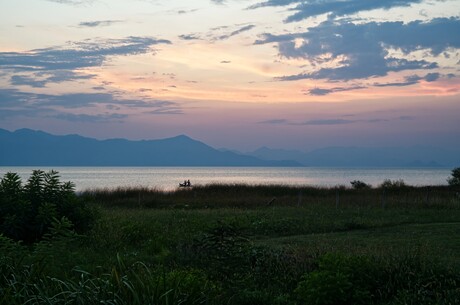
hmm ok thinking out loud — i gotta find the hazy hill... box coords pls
[0,128,300,167]
[248,146,459,167]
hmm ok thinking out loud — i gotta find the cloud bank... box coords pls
[256,18,460,83]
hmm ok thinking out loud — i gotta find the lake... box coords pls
[0,167,451,191]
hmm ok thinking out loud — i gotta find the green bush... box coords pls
[447,167,460,186]
[380,179,407,189]
[0,170,96,243]
[350,180,372,189]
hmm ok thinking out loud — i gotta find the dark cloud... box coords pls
[211,0,226,4]
[307,86,365,96]
[0,36,170,86]
[10,71,95,88]
[258,18,460,82]
[177,9,198,14]
[256,115,418,126]
[11,75,48,88]
[0,36,170,72]
[258,119,288,124]
[50,113,128,123]
[424,72,440,82]
[218,24,255,40]
[179,34,201,40]
[147,108,184,115]
[78,20,122,27]
[296,119,356,125]
[0,89,183,122]
[374,73,441,87]
[249,0,423,22]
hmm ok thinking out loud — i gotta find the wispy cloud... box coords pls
[181,24,256,43]
[249,0,424,22]
[218,24,255,40]
[307,86,365,96]
[374,73,440,87]
[0,36,170,87]
[257,116,416,126]
[50,113,128,123]
[78,20,122,27]
[0,89,183,123]
[257,119,288,124]
[178,34,201,40]
[45,0,95,6]
[297,119,356,126]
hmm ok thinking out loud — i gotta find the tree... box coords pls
[447,167,460,186]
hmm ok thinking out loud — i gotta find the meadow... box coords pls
[1,177,460,304]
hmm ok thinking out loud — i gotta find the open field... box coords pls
[1,183,460,304]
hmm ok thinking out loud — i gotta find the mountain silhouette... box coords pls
[0,128,300,166]
[247,146,459,167]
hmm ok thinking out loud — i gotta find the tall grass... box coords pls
[81,183,460,209]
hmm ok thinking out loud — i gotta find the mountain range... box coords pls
[244,146,459,168]
[0,128,458,167]
[0,128,298,166]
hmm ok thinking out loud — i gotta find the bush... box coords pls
[350,180,371,189]
[380,179,407,189]
[447,167,460,186]
[0,170,96,243]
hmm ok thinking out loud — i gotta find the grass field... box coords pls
[1,183,460,304]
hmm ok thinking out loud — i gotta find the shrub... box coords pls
[380,179,407,189]
[447,167,460,186]
[350,180,371,189]
[0,170,96,243]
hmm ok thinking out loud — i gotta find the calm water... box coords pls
[0,167,451,191]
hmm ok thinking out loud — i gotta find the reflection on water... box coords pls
[0,167,451,191]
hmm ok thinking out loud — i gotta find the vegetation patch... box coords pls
[1,171,460,304]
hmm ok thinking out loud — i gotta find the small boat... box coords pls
[179,182,192,187]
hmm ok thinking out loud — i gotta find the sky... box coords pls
[1,0,459,152]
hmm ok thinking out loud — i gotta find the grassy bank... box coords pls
[2,183,460,304]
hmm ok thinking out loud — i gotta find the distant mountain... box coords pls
[248,146,459,168]
[0,128,300,167]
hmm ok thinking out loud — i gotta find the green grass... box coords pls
[2,183,460,304]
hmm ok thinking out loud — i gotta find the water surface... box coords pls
[0,167,450,191]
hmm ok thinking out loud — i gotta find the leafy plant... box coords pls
[380,179,407,189]
[0,170,96,243]
[350,180,372,189]
[447,167,460,186]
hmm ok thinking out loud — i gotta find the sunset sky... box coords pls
[1,0,459,151]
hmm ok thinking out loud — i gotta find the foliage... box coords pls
[2,183,460,304]
[0,170,96,243]
[295,253,377,305]
[380,179,407,189]
[350,180,372,189]
[447,167,460,186]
